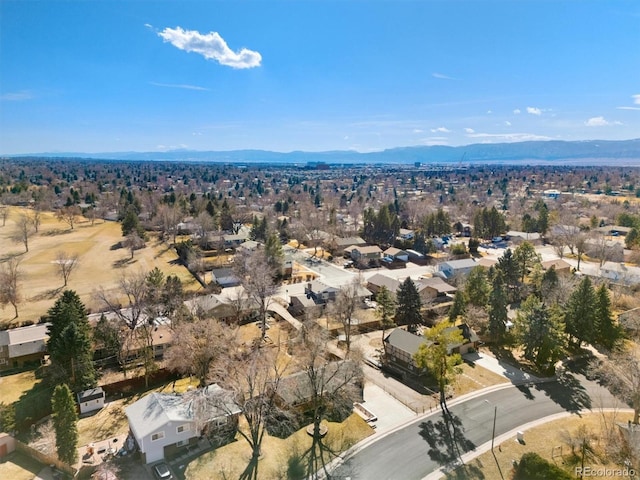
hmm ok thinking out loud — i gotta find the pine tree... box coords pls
[515,296,565,371]
[448,290,467,322]
[395,278,422,333]
[376,286,396,346]
[594,284,624,351]
[46,291,97,391]
[52,384,79,465]
[487,270,508,343]
[564,276,597,348]
[465,266,490,307]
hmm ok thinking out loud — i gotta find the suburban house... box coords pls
[541,258,572,275]
[329,236,366,256]
[506,231,542,246]
[0,323,49,371]
[304,280,340,304]
[186,293,238,322]
[416,277,457,301]
[288,293,323,317]
[366,273,401,297]
[596,225,632,237]
[275,360,363,414]
[477,257,498,269]
[125,384,241,464]
[437,258,477,279]
[383,247,409,262]
[348,245,383,263]
[77,387,106,415]
[398,228,415,241]
[585,238,624,263]
[383,324,480,375]
[599,262,640,285]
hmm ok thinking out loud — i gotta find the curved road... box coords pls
[335,373,621,480]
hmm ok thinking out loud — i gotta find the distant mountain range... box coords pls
[6,139,640,165]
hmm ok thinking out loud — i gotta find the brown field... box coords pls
[0,206,203,327]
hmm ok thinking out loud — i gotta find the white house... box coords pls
[125,384,241,464]
[437,258,477,279]
[77,387,106,415]
[0,323,50,371]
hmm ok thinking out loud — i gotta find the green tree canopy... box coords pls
[52,384,79,465]
[395,278,422,333]
[465,266,490,307]
[564,276,597,347]
[594,284,624,351]
[487,269,508,343]
[515,296,565,371]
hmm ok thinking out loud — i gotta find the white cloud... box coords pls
[432,72,454,80]
[422,137,449,145]
[617,106,640,111]
[412,129,424,134]
[158,26,262,69]
[584,116,623,127]
[430,127,450,133]
[464,128,475,134]
[150,82,210,91]
[526,107,542,116]
[465,132,552,142]
[0,91,33,101]
[634,94,640,105]
[513,109,521,114]
[504,121,512,126]
[486,110,493,114]
[617,94,640,110]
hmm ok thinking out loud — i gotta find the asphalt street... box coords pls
[334,372,621,480]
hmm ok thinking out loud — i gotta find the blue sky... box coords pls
[1,0,639,154]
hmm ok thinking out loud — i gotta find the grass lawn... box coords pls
[0,207,203,327]
[0,451,45,480]
[185,414,374,480]
[444,411,635,480]
[453,362,509,397]
[0,371,39,404]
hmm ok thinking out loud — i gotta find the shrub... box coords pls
[513,452,573,480]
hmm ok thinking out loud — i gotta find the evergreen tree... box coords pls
[395,278,422,333]
[594,284,624,351]
[515,296,565,371]
[564,276,597,348]
[448,290,467,322]
[46,291,97,391]
[52,384,79,465]
[376,286,396,345]
[487,270,508,342]
[497,248,520,302]
[121,205,144,238]
[264,232,284,272]
[465,266,490,307]
[513,241,541,283]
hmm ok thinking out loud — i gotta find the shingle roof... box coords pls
[383,329,427,356]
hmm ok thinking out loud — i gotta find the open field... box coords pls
[445,411,635,480]
[0,207,203,327]
[185,414,374,480]
[0,370,39,405]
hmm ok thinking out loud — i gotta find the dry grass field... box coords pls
[0,206,203,327]
[0,370,39,404]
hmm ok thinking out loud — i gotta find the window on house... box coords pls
[176,439,189,447]
[176,424,190,434]
[151,431,165,441]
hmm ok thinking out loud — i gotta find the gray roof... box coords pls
[77,387,105,402]
[125,384,240,439]
[439,258,477,270]
[418,277,457,294]
[367,273,401,292]
[384,329,426,356]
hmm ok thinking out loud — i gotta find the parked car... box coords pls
[153,463,174,480]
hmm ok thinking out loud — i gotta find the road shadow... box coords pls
[533,371,591,414]
[418,411,476,471]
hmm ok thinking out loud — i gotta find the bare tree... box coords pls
[165,316,236,387]
[591,346,640,425]
[123,231,145,259]
[54,251,79,287]
[96,271,148,330]
[0,257,21,318]
[12,214,34,252]
[0,206,8,227]
[575,232,589,271]
[30,206,43,233]
[329,276,364,354]
[234,248,278,340]
[56,206,81,230]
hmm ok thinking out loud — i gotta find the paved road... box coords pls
[335,372,621,480]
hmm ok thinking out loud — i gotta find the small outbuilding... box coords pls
[77,387,106,414]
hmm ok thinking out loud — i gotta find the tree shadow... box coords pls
[533,371,591,414]
[30,287,64,302]
[515,383,535,400]
[113,258,136,269]
[41,228,73,237]
[418,411,477,471]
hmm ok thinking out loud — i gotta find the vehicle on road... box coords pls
[153,463,174,480]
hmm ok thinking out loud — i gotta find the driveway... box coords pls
[463,350,545,384]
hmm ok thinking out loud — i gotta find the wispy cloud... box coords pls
[504,121,512,126]
[432,72,455,80]
[584,116,623,127]
[465,132,552,142]
[526,106,542,116]
[464,128,475,134]
[430,127,450,133]
[150,82,210,91]
[158,26,262,69]
[617,94,640,110]
[513,108,521,114]
[1,91,34,101]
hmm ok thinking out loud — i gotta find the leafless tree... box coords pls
[291,321,364,479]
[0,206,8,227]
[123,231,145,259]
[54,251,79,287]
[329,276,364,354]
[590,346,640,424]
[28,419,56,456]
[575,232,589,271]
[234,248,278,340]
[0,257,21,318]
[96,271,148,330]
[56,206,81,230]
[30,207,43,233]
[165,316,237,387]
[12,214,34,252]
[212,346,293,480]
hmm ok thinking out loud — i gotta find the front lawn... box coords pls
[0,370,39,405]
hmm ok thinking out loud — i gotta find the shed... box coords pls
[77,387,106,414]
